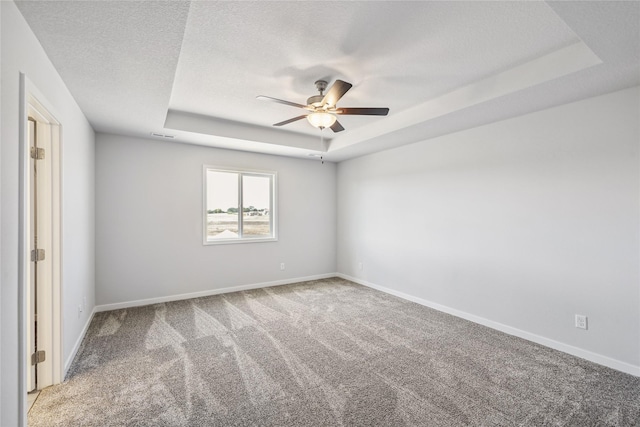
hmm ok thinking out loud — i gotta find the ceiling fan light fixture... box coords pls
[307,111,337,129]
[259,79,388,133]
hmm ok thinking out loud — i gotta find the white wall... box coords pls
[0,4,4,422]
[1,2,95,425]
[337,86,640,373]
[95,134,336,305]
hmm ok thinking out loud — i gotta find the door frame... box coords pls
[18,73,63,419]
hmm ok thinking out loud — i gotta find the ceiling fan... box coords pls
[257,79,389,133]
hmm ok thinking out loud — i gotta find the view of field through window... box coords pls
[206,170,272,240]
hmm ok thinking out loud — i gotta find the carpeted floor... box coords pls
[29,277,640,426]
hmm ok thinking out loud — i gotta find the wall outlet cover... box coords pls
[575,314,588,330]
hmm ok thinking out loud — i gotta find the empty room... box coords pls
[1,1,639,426]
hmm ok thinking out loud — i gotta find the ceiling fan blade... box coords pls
[321,80,352,107]
[257,95,310,110]
[273,115,308,126]
[330,120,345,133]
[336,107,389,116]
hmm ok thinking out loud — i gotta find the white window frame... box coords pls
[203,165,278,245]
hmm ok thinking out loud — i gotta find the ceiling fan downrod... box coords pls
[307,80,328,107]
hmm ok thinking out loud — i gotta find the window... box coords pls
[204,167,277,244]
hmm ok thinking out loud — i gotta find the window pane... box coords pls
[242,175,271,238]
[204,167,276,244]
[206,171,239,240]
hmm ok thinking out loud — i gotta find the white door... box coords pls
[26,107,55,391]
[27,117,37,392]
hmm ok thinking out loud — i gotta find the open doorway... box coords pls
[20,75,63,420]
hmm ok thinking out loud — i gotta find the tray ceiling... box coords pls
[15,1,640,161]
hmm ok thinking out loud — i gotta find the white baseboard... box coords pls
[94,273,337,313]
[337,273,640,378]
[64,306,97,378]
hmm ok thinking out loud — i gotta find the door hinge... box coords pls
[30,147,45,160]
[31,350,46,366]
[31,249,45,262]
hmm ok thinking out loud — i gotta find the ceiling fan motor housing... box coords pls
[307,94,324,108]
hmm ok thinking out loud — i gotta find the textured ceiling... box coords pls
[15,1,190,135]
[170,1,576,128]
[14,1,640,162]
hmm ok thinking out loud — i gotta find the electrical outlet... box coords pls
[575,314,588,330]
[280,262,285,271]
[358,262,363,271]
[78,305,82,318]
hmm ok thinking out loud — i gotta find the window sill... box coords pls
[203,236,278,246]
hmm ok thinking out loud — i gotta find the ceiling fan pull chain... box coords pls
[320,130,324,164]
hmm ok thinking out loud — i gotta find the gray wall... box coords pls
[95,134,336,305]
[1,1,95,424]
[337,86,640,371]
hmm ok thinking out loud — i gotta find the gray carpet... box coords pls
[29,277,640,426]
